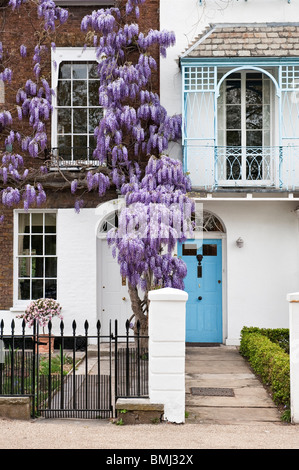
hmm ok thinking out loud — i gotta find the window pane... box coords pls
[89,136,97,157]
[226,80,241,104]
[32,257,44,278]
[226,105,241,130]
[59,63,71,79]
[89,81,100,106]
[18,214,30,233]
[203,244,217,256]
[217,105,225,131]
[73,63,87,79]
[58,108,72,134]
[73,81,87,106]
[45,213,56,233]
[19,280,30,300]
[32,213,43,233]
[226,130,241,146]
[18,258,30,278]
[32,280,43,300]
[73,108,87,133]
[263,130,270,146]
[182,243,197,256]
[58,135,72,158]
[88,63,99,79]
[246,78,262,105]
[263,105,270,130]
[45,279,57,299]
[247,131,262,147]
[57,81,71,106]
[18,235,30,255]
[31,235,43,255]
[45,235,56,255]
[89,108,103,133]
[263,80,270,104]
[246,105,263,129]
[73,135,87,160]
[45,257,57,278]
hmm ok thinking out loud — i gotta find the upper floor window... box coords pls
[16,212,57,302]
[218,71,271,149]
[217,71,272,182]
[55,61,102,165]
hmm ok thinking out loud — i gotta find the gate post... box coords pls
[148,287,188,423]
[287,292,299,424]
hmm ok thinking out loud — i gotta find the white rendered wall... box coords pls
[160,0,299,118]
[199,200,299,344]
[56,208,99,336]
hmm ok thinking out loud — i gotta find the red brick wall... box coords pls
[0,0,160,310]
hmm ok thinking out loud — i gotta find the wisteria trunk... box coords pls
[128,283,148,349]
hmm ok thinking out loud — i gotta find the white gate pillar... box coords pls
[287,292,299,424]
[148,287,188,423]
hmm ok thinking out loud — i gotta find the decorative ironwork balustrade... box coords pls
[184,145,299,191]
[49,147,102,168]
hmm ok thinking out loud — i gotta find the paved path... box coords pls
[2,344,299,449]
[185,345,282,425]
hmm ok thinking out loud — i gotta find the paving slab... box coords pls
[184,345,282,425]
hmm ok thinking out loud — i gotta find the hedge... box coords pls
[240,326,289,353]
[240,327,290,409]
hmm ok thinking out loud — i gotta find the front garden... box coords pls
[239,326,290,422]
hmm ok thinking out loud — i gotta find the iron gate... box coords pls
[0,318,148,419]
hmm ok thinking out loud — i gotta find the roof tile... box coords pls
[182,23,299,58]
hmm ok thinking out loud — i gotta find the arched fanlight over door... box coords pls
[98,211,118,234]
[194,210,225,232]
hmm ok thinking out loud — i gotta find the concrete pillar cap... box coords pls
[148,287,188,302]
[287,292,299,303]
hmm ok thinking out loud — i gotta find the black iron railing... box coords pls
[0,318,149,419]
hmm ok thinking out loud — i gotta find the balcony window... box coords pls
[181,24,299,191]
[217,71,271,183]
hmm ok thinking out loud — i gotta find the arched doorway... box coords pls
[178,210,226,344]
[96,200,130,336]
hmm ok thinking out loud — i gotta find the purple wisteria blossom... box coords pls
[1,0,68,220]
[81,1,181,190]
[107,155,194,333]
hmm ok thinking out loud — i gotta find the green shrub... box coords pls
[240,326,289,353]
[240,327,290,409]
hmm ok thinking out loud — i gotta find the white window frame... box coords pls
[217,69,274,186]
[12,209,58,311]
[51,47,101,167]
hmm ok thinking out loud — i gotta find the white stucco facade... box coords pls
[203,199,299,344]
[159,0,299,344]
[160,0,299,117]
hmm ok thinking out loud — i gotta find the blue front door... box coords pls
[178,239,222,343]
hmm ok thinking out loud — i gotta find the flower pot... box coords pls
[35,334,55,354]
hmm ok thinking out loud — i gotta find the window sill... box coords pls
[10,306,26,314]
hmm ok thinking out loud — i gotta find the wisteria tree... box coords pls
[0,0,69,219]
[77,0,194,333]
[107,155,194,335]
[0,0,194,333]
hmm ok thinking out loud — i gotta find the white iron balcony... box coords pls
[184,145,299,191]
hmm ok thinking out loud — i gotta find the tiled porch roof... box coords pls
[181,23,299,58]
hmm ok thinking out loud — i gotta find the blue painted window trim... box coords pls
[181,57,299,188]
